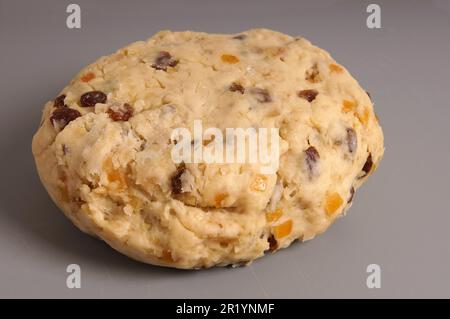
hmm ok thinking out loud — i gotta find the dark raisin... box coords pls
[50,107,81,129]
[54,94,67,108]
[152,51,179,71]
[298,89,318,102]
[347,186,355,203]
[229,82,245,94]
[171,164,186,195]
[362,153,373,175]
[80,91,107,107]
[305,146,320,177]
[232,34,247,40]
[62,144,69,155]
[366,91,371,100]
[107,103,133,121]
[346,128,357,154]
[251,88,272,103]
[268,234,278,251]
[305,64,320,83]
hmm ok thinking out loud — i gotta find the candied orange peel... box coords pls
[103,157,127,190]
[214,192,229,208]
[273,219,293,239]
[342,99,356,113]
[251,174,268,192]
[221,54,240,64]
[81,72,96,82]
[329,63,344,73]
[325,192,343,216]
[266,208,283,222]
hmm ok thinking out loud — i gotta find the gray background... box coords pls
[0,0,449,298]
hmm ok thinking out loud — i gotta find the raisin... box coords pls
[54,94,66,108]
[268,234,278,251]
[346,128,357,154]
[251,88,272,103]
[107,103,133,121]
[298,89,318,102]
[80,91,107,107]
[232,34,247,40]
[229,82,245,94]
[362,153,373,175]
[152,51,178,71]
[62,144,69,155]
[347,186,355,203]
[171,164,185,195]
[50,107,81,129]
[305,146,320,177]
[366,91,371,100]
[305,64,321,83]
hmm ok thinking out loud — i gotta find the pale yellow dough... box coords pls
[32,29,384,269]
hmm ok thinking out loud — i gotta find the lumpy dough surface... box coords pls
[32,29,384,269]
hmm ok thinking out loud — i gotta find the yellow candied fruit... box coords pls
[266,208,283,223]
[221,54,240,64]
[81,72,95,83]
[160,249,174,263]
[325,192,344,216]
[250,174,268,192]
[103,157,127,190]
[214,192,228,208]
[129,196,143,211]
[273,219,293,240]
[356,107,370,126]
[342,99,356,113]
[329,63,344,73]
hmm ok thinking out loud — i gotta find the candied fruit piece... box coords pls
[103,157,127,190]
[214,192,228,208]
[161,249,174,263]
[356,107,370,126]
[325,192,343,216]
[266,208,283,222]
[81,72,95,82]
[329,63,344,73]
[273,219,293,240]
[342,99,356,113]
[221,54,240,64]
[129,196,143,211]
[251,175,268,192]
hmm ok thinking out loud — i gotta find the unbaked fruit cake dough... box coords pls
[32,29,384,269]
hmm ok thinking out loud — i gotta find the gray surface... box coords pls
[0,0,449,298]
